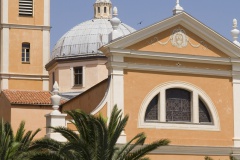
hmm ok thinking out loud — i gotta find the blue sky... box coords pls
[50,0,240,50]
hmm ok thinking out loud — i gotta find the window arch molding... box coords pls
[138,81,220,131]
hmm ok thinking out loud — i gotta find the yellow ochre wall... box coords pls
[122,25,234,147]
[11,105,52,139]
[8,0,44,25]
[9,29,43,74]
[124,70,233,146]
[9,79,42,90]
[128,25,227,58]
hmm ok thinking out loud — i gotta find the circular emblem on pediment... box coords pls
[171,29,188,48]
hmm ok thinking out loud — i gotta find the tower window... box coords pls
[19,0,33,16]
[74,67,83,85]
[104,7,107,13]
[98,7,100,13]
[22,43,30,63]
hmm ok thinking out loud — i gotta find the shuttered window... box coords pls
[19,0,33,16]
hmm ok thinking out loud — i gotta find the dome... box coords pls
[51,19,135,60]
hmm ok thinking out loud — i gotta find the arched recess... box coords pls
[138,81,220,131]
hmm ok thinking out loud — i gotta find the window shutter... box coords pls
[19,0,33,16]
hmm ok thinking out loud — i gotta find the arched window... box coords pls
[140,81,219,131]
[22,42,30,63]
[104,7,107,13]
[145,95,158,121]
[166,88,191,122]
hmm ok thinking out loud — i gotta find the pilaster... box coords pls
[232,64,240,147]
[108,54,126,143]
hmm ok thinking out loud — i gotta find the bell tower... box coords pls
[0,0,50,91]
[94,0,112,19]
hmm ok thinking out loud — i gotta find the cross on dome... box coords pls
[173,0,184,15]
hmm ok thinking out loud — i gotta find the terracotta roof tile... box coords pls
[2,90,66,105]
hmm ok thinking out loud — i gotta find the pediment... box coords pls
[102,12,240,58]
[127,25,228,58]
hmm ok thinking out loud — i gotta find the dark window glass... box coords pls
[74,67,83,85]
[145,95,159,121]
[104,7,106,13]
[166,88,191,122]
[22,43,30,62]
[199,99,212,123]
[98,7,100,13]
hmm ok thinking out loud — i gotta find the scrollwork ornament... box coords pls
[171,28,188,48]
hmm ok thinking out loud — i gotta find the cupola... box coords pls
[94,0,112,19]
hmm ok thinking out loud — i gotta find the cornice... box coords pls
[102,12,240,58]
[106,61,236,77]
[0,23,51,31]
[108,48,240,65]
[0,73,49,80]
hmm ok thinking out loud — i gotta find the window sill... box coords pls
[72,85,83,89]
[22,62,30,64]
[19,15,33,18]
[138,121,219,131]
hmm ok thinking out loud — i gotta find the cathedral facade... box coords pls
[1,0,240,159]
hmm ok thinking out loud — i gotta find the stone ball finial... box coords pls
[110,7,121,30]
[173,0,184,15]
[51,81,61,114]
[231,18,240,46]
[233,18,237,28]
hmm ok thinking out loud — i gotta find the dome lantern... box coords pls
[94,0,112,19]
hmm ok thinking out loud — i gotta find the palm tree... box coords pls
[29,105,170,160]
[0,119,41,160]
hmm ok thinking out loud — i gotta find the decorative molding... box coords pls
[0,73,49,80]
[138,81,220,131]
[0,23,51,31]
[107,61,235,77]
[101,12,240,58]
[147,28,208,50]
[171,28,189,48]
[146,145,235,156]
[108,48,237,65]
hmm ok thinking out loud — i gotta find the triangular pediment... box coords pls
[127,25,228,58]
[101,12,240,58]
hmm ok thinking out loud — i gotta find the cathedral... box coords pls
[1,0,240,159]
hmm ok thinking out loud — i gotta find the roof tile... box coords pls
[2,90,66,105]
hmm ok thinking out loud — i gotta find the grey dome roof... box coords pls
[51,19,135,60]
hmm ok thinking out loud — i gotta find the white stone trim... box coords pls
[102,12,240,58]
[91,78,111,115]
[1,0,8,23]
[1,23,51,31]
[1,79,8,90]
[233,75,240,147]
[138,81,220,131]
[0,73,49,80]
[42,79,49,91]
[1,28,9,73]
[43,0,50,26]
[43,30,50,75]
[107,61,234,77]
[108,48,239,65]
[146,145,234,156]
